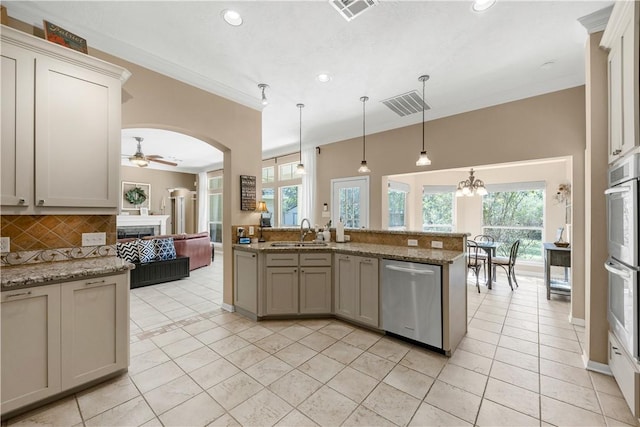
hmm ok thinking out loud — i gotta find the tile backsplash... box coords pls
[0,215,116,252]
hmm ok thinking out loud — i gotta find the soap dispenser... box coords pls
[336,219,345,243]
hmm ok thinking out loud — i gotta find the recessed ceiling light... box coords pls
[317,73,332,83]
[222,9,243,26]
[472,0,496,12]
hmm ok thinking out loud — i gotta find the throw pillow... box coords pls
[155,237,177,261]
[116,240,139,263]
[138,239,156,263]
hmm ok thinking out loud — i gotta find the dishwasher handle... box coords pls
[384,264,434,275]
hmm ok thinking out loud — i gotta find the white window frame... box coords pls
[331,176,370,229]
[422,185,456,232]
[261,154,302,227]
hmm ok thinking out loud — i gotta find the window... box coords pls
[482,182,544,262]
[422,186,455,232]
[262,166,274,183]
[207,171,223,244]
[279,162,297,181]
[331,176,369,228]
[261,155,302,227]
[280,185,300,226]
[388,181,409,230]
[208,176,223,191]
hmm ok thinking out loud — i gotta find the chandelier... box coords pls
[456,168,488,197]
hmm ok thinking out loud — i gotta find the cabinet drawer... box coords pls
[609,332,640,418]
[266,253,299,267]
[300,253,332,266]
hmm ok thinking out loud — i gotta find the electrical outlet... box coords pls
[431,240,443,249]
[249,226,255,235]
[82,232,106,247]
[0,237,10,252]
[408,239,418,247]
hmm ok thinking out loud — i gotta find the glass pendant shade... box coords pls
[358,160,371,173]
[416,151,431,166]
[295,163,306,175]
[455,168,487,197]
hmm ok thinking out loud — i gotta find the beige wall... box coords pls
[317,87,587,322]
[584,31,609,365]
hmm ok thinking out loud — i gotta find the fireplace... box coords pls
[117,226,158,239]
[116,215,170,237]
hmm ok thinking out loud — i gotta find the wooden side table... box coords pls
[543,242,571,299]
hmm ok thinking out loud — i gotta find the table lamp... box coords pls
[255,200,269,242]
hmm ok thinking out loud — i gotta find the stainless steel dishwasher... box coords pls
[381,259,442,349]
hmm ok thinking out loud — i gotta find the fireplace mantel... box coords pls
[117,215,170,235]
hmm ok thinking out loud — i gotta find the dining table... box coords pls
[474,241,500,289]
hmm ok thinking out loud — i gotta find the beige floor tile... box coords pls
[437,363,488,396]
[477,305,509,317]
[207,371,264,411]
[322,341,364,364]
[190,357,241,389]
[143,374,202,415]
[494,346,539,373]
[328,366,379,403]
[476,399,540,427]
[129,347,171,375]
[538,315,574,330]
[424,380,482,424]
[540,358,592,388]
[399,347,448,378]
[194,326,234,345]
[296,319,332,330]
[469,317,504,334]
[541,375,600,412]
[85,396,155,427]
[298,385,358,426]
[509,318,539,333]
[499,334,539,356]
[298,353,345,383]
[258,319,298,332]
[150,328,191,348]
[279,324,315,341]
[181,318,218,336]
[409,402,472,426]
[541,396,606,426]
[382,364,434,399]
[162,336,206,359]
[598,391,638,425]
[8,396,83,427]
[275,409,319,427]
[341,329,383,350]
[350,351,396,380]
[368,336,412,362]
[501,325,539,343]
[506,310,538,323]
[208,335,251,356]
[539,334,582,353]
[245,355,294,386]
[490,360,539,393]
[274,342,317,367]
[318,322,355,340]
[130,339,159,357]
[590,371,624,398]
[173,346,221,373]
[140,417,164,427]
[298,331,338,352]
[539,324,578,341]
[484,377,539,417]
[465,326,501,345]
[268,369,322,406]
[77,374,141,420]
[209,413,242,427]
[448,348,493,375]
[539,344,585,369]
[343,405,396,427]
[159,392,225,427]
[363,382,421,426]
[254,333,294,354]
[237,325,274,342]
[222,318,255,333]
[225,344,270,370]
[131,360,185,393]
[456,336,497,359]
[474,310,506,325]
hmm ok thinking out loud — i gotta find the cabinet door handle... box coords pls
[5,291,32,299]
[18,198,25,204]
[251,254,256,258]
[38,199,45,205]
[613,149,622,155]
[85,279,106,286]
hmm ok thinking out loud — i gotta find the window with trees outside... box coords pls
[261,155,302,227]
[208,173,223,244]
[482,182,544,262]
[422,186,455,232]
[388,181,409,230]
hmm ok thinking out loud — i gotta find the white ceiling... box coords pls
[6,0,612,173]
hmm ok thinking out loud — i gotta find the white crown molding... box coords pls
[600,1,635,48]
[6,2,262,111]
[578,5,614,34]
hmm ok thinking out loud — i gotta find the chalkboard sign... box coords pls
[240,175,257,211]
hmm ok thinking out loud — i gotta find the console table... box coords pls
[543,242,571,300]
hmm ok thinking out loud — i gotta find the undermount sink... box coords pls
[270,241,328,247]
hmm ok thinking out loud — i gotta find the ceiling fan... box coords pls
[126,137,178,167]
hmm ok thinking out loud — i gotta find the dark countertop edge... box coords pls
[1,257,135,291]
[232,242,464,265]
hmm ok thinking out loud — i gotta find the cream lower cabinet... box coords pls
[334,254,379,327]
[299,253,332,314]
[234,250,258,313]
[1,272,129,417]
[265,267,299,315]
[1,284,62,415]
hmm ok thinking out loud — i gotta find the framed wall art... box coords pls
[240,175,256,211]
[122,181,151,211]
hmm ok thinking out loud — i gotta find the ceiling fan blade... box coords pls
[147,154,164,159]
[149,158,178,166]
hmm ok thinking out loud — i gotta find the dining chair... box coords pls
[492,240,521,290]
[467,240,483,293]
[473,235,493,279]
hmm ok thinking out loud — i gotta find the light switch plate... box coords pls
[0,237,10,252]
[249,226,255,235]
[322,211,331,218]
[431,241,443,249]
[82,232,106,246]
[408,239,418,246]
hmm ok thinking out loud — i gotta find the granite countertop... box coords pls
[233,241,464,265]
[1,256,135,291]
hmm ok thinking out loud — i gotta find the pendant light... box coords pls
[295,103,306,175]
[258,83,269,106]
[358,96,371,173]
[455,168,488,197]
[416,75,432,166]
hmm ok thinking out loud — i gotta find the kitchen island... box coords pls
[232,240,466,356]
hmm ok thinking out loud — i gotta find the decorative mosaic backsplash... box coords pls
[0,215,116,252]
[1,245,117,267]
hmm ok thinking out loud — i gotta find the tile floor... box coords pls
[4,255,639,427]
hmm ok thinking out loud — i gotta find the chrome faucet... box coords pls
[300,218,311,242]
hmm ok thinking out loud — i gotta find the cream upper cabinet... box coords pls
[0,26,129,213]
[603,2,639,163]
[60,274,129,389]
[1,285,62,415]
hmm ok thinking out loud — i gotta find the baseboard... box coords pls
[570,315,585,326]
[582,352,613,375]
[221,303,235,313]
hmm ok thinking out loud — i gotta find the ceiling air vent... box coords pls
[381,90,430,117]
[330,0,378,22]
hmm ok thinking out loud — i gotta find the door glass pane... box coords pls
[280,185,300,226]
[388,189,407,229]
[208,193,222,243]
[339,187,361,228]
[332,177,369,229]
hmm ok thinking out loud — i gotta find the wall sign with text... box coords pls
[240,175,256,211]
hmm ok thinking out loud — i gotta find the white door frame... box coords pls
[330,176,370,229]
